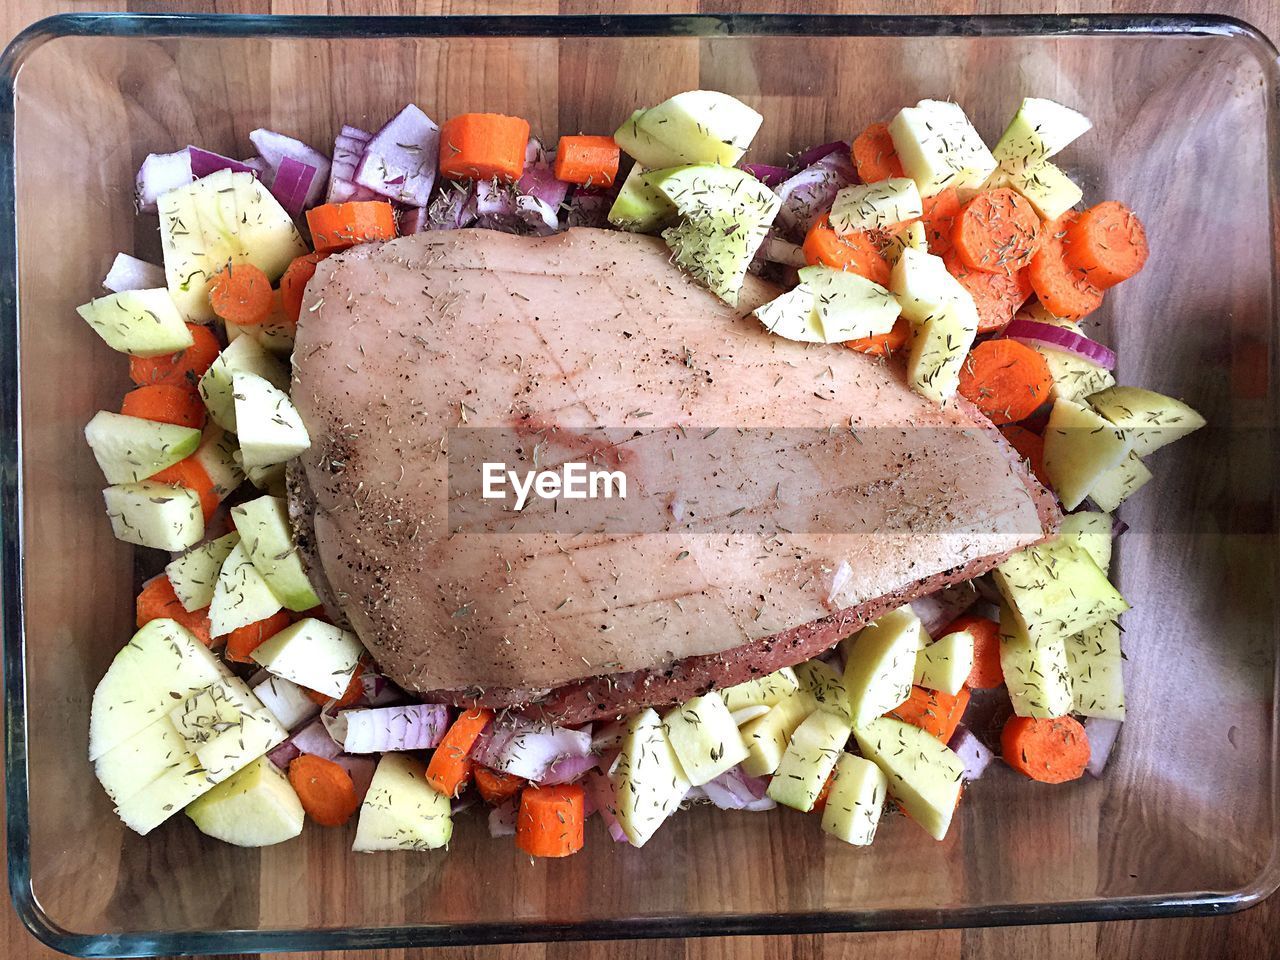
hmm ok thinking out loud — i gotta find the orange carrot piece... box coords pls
[957,339,1053,425]
[425,708,494,798]
[135,575,213,647]
[288,754,360,826]
[851,122,905,183]
[475,766,527,806]
[919,187,962,256]
[845,316,910,357]
[120,383,206,429]
[1028,212,1104,320]
[802,214,891,287]
[1000,424,1051,488]
[941,613,1004,690]
[306,201,397,254]
[439,113,531,183]
[888,685,971,744]
[223,609,293,663]
[952,188,1042,273]
[554,135,621,187]
[279,251,329,324]
[150,456,220,523]
[302,663,365,709]
[1001,715,1090,784]
[1063,200,1149,290]
[811,770,836,813]
[516,783,586,858]
[943,250,1033,334]
[128,323,221,390]
[209,263,273,327]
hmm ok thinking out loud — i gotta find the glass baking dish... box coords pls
[2,11,1277,956]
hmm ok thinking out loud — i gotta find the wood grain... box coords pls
[2,1,1276,958]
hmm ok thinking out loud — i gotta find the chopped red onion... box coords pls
[239,156,270,178]
[267,716,342,769]
[473,718,592,781]
[359,668,403,706]
[398,206,429,235]
[488,798,519,838]
[252,674,321,731]
[326,177,380,205]
[758,235,807,268]
[354,104,440,207]
[332,754,376,802]
[684,785,708,804]
[1005,318,1117,370]
[912,582,980,638]
[948,725,995,781]
[188,146,259,179]
[539,752,600,786]
[248,128,331,210]
[740,163,790,187]
[328,131,379,204]
[473,178,520,229]
[584,771,628,843]
[266,740,299,770]
[795,140,851,169]
[515,194,560,235]
[565,190,611,229]
[1112,517,1130,538]
[518,146,571,212]
[774,150,857,238]
[102,253,165,293]
[270,156,320,217]
[1085,717,1123,777]
[135,149,192,213]
[341,124,372,143]
[701,766,776,812]
[426,181,478,230]
[330,703,450,753]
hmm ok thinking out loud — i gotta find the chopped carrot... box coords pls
[888,685,971,744]
[851,122,904,183]
[1001,715,1090,784]
[209,263,273,327]
[1028,212,1104,320]
[943,250,1032,334]
[1063,200,1149,289]
[135,575,213,647]
[952,188,1042,273]
[439,113,531,183]
[425,708,494,798]
[516,783,586,858]
[306,201,397,254]
[554,135,620,187]
[919,187,962,256]
[1000,424,1051,487]
[150,456,220,523]
[941,613,1003,689]
[957,339,1053,425]
[279,251,328,324]
[128,323,221,390]
[802,214,891,287]
[288,754,360,826]
[223,609,292,663]
[845,316,910,357]
[302,662,365,709]
[120,383,206,430]
[475,766,527,806]
[811,770,836,813]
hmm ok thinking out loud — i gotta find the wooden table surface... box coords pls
[2,0,1274,957]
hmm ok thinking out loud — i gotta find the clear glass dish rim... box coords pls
[1,10,1277,957]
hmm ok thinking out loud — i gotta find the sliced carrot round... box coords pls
[128,323,221,390]
[1028,212,1104,320]
[306,201,398,254]
[851,122,904,183]
[475,766,527,806]
[1063,200,1149,289]
[279,251,329,324]
[943,250,1033,334]
[1001,715,1090,784]
[150,456,220,522]
[121,383,206,429]
[803,213,890,287]
[919,187,962,256]
[516,783,585,858]
[288,754,360,826]
[888,685,971,743]
[223,609,293,663]
[999,423,1051,488]
[957,339,1053,425]
[845,316,910,357]
[952,188,1041,273]
[210,262,273,327]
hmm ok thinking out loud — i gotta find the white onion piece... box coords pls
[249,128,331,210]
[539,752,599,786]
[701,766,775,812]
[684,785,708,804]
[758,235,807,268]
[488,799,518,838]
[252,675,320,731]
[774,151,857,238]
[359,669,403,706]
[426,181,478,230]
[1085,717,1123,777]
[515,194,559,235]
[474,719,592,781]
[102,253,164,293]
[1005,318,1117,370]
[135,149,192,213]
[948,725,995,781]
[331,703,450,753]
[270,157,320,217]
[267,716,341,769]
[730,705,771,726]
[473,178,520,229]
[354,103,440,207]
[332,753,375,802]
